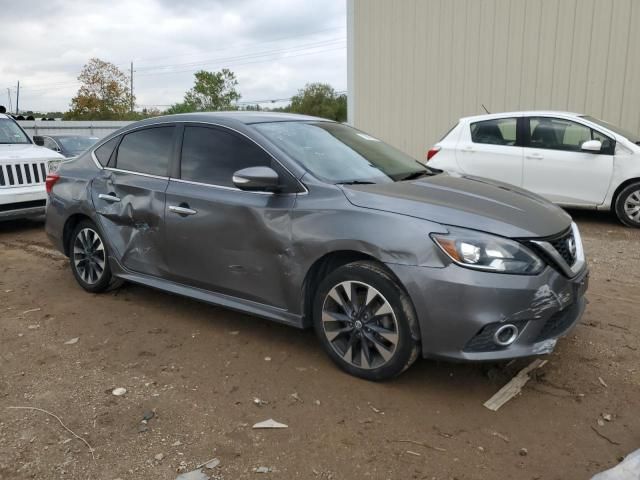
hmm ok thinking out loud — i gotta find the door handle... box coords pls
[98,193,121,202]
[462,146,475,152]
[169,205,197,216]
[526,153,544,160]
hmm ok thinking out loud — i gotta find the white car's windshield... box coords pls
[254,121,433,184]
[0,118,30,144]
[581,115,640,144]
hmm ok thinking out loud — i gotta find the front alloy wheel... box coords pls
[322,281,399,370]
[313,261,420,381]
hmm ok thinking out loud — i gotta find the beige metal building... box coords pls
[347,0,640,160]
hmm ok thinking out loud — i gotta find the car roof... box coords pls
[131,111,331,128]
[460,110,584,122]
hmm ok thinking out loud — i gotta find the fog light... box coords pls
[493,324,519,347]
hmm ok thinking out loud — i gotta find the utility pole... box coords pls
[15,81,19,115]
[130,62,134,113]
[6,88,12,112]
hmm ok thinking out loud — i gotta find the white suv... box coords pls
[0,114,64,220]
[427,111,640,227]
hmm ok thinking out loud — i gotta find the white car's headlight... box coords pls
[48,159,62,173]
[431,227,545,274]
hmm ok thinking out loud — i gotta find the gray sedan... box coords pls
[44,112,589,380]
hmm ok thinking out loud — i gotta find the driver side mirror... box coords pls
[581,139,602,153]
[232,166,280,192]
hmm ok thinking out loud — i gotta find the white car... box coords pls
[0,113,64,220]
[427,111,640,227]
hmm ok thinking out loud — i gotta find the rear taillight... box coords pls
[45,173,60,194]
[426,147,441,161]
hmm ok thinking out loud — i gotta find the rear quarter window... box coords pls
[94,136,120,166]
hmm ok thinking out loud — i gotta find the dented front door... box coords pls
[164,180,295,309]
[91,169,169,276]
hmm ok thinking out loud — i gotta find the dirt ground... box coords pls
[0,210,638,480]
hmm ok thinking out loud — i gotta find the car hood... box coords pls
[0,143,65,162]
[340,173,572,238]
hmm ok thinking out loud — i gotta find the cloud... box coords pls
[0,0,346,112]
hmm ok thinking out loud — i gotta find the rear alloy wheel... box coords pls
[74,227,106,284]
[69,220,118,292]
[615,183,640,228]
[313,261,420,381]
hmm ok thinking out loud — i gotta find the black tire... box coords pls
[69,220,120,293]
[312,260,420,381]
[614,182,640,228]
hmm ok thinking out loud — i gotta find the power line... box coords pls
[16,42,345,90]
[134,37,345,73]
[236,90,347,105]
[117,26,346,67]
[13,41,346,110]
[135,44,346,78]
[5,27,347,93]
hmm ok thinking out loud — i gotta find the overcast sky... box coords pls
[0,0,346,113]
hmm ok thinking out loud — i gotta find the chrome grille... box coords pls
[528,223,585,278]
[549,230,577,266]
[0,162,48,187]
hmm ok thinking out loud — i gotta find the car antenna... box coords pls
[481,104,490,114]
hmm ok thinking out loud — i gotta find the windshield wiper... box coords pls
[337,180,377,186]
[398,169,435,181]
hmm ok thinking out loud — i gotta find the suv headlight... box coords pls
[431,227,544,274]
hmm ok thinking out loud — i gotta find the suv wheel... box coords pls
[69,220,119,292]
[313,261,420,381]
[614,182,640,228]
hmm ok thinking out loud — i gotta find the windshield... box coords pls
[58,136,99,153]
[0,118,30,144]
[253,121,431,183]
[581,115,640,144]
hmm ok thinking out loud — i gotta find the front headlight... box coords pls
[431,227,545,274]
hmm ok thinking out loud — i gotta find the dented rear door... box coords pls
[91,125,177,277]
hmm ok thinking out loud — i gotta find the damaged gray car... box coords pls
[44,112,589,380]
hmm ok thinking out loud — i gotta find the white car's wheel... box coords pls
[615,183,640,228]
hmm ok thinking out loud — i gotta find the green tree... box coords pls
[167,69,241,113]
[66,58,134,120]
[287,83,347,121]
[165,101,197,115]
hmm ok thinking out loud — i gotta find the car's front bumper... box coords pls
[387,262,589,361]
[0,185,47,220]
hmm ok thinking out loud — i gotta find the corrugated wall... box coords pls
[349,0,640,160]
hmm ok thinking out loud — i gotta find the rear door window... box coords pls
[470,118,517,146]
[180,126,271,187]
[115,126,175,176]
